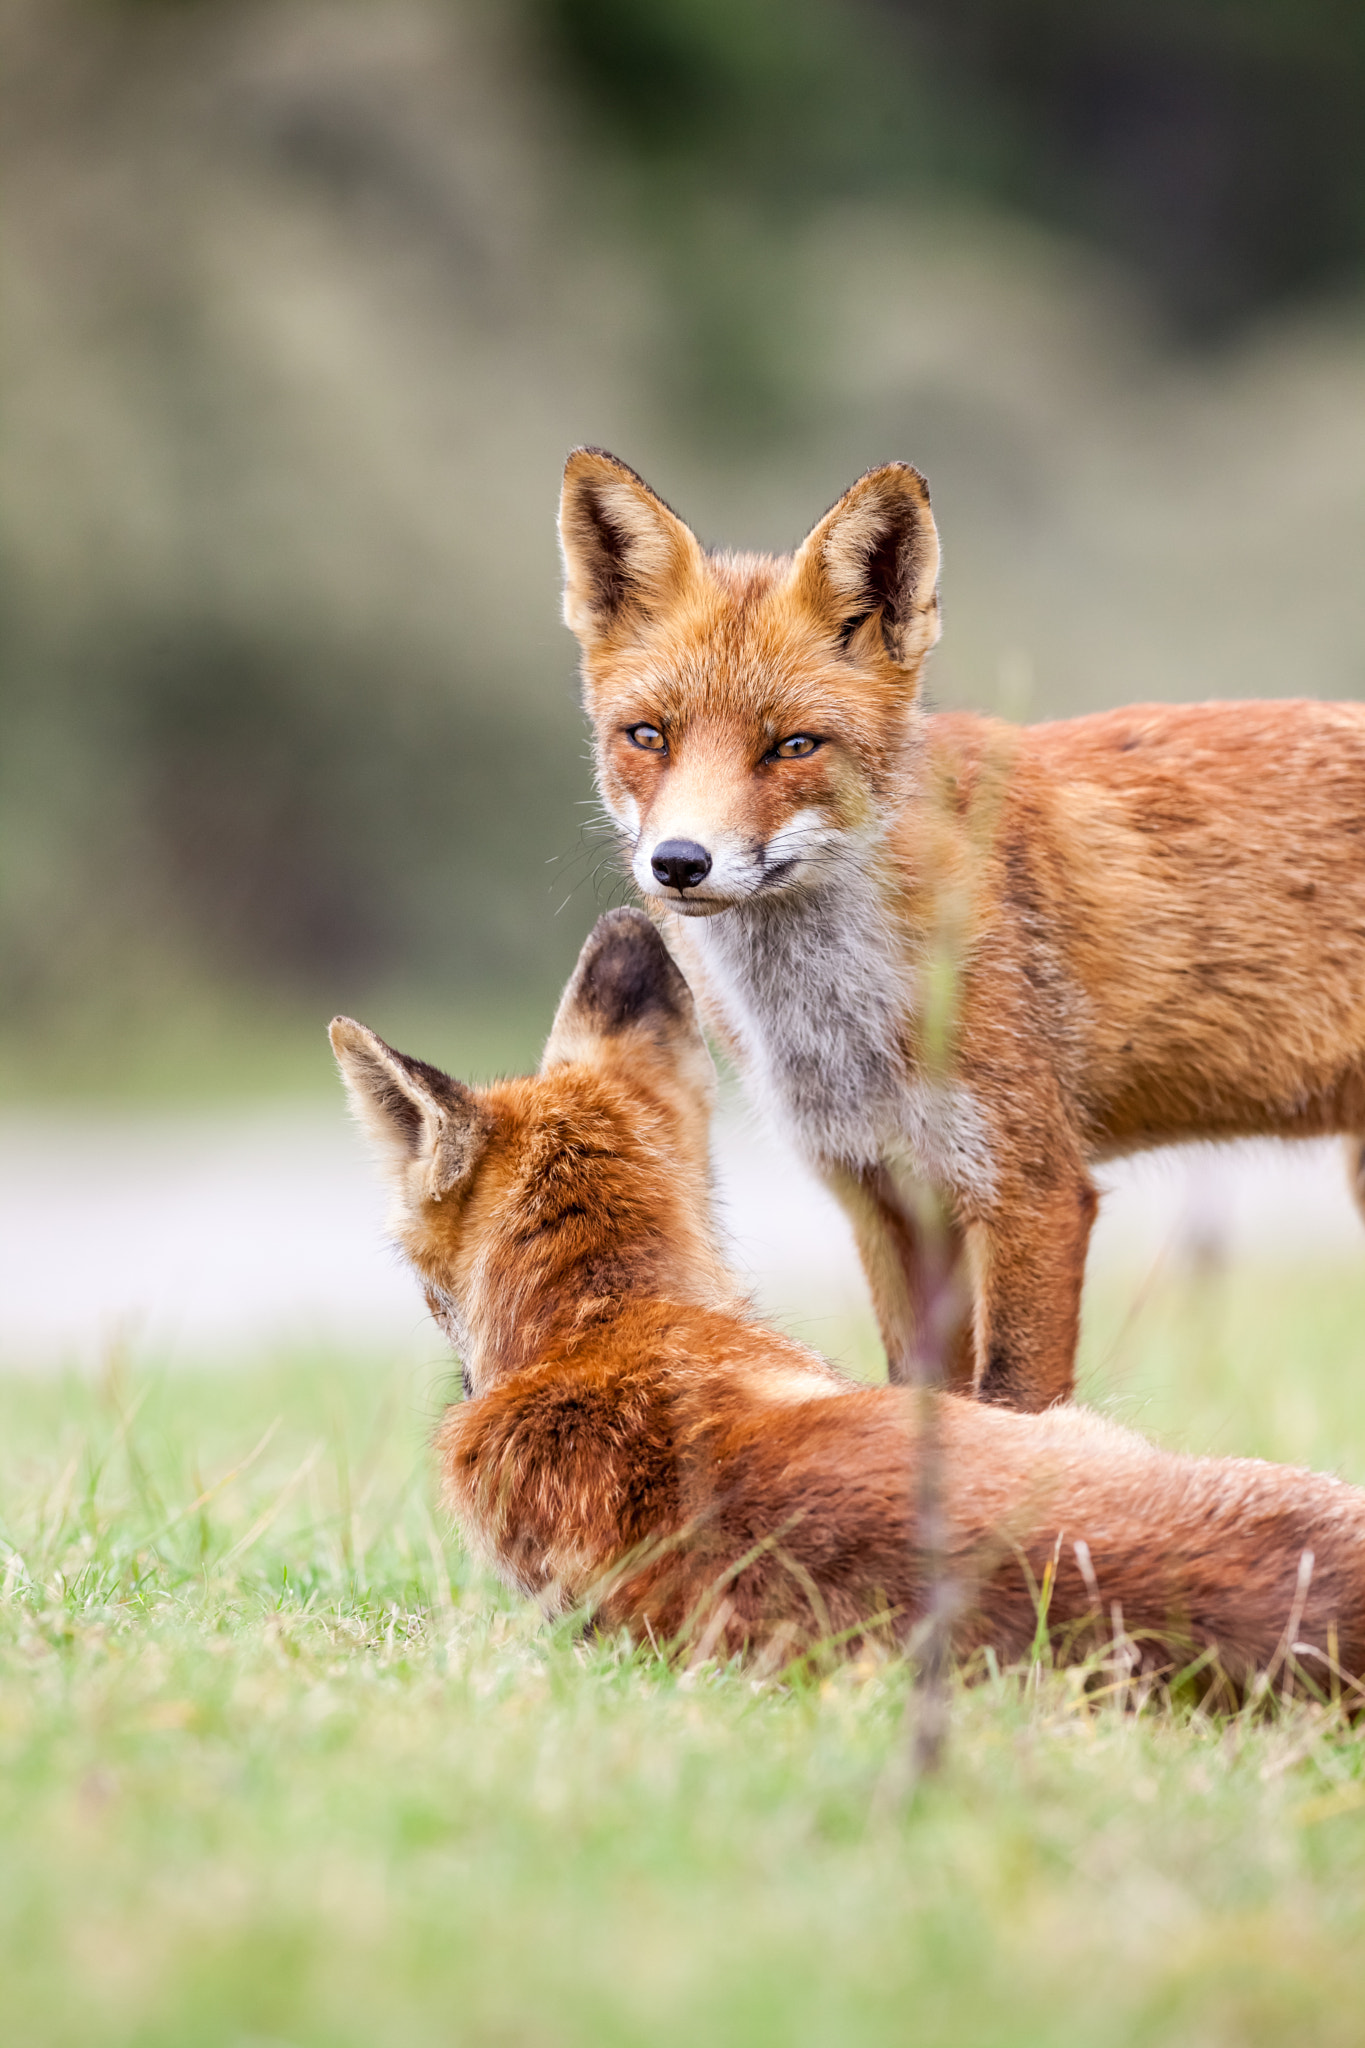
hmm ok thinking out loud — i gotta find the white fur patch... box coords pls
[884,1084,996,1207]
[749,1364,851,1406]
[683,850,995,1204]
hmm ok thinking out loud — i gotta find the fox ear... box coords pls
[541,909,712,1088]
[559,448,704,645]
[792,463,940,673]
[329,1018,487,1203]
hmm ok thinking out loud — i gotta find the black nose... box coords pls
[651,839,712,892]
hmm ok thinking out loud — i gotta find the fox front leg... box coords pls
[968,1168,1099,1411]
[825,1162,975,1391]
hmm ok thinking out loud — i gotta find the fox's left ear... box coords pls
[541,909,714,1099]
[559,448,704,647]
[330,1019,488,1204]
[792,463,940,673]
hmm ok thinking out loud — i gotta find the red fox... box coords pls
[557,449,1365,1411]
[333,908,1365,1688]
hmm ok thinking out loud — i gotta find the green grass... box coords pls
[5,1263,1365,2047]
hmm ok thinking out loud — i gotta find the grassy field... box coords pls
[5,1263,1365,2047]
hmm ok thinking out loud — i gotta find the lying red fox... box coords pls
[558,449,1365,1411]
[333,909,1365,1688]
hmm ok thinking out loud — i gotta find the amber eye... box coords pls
[626,723,667,752]
[774,734,819,759]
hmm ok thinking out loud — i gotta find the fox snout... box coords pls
[630,814,768,914]
[650,839,712,892]
[632,826,739,916]
[625,764,766,914]
[630,798,842,915]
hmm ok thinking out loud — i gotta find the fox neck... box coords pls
[687,851,909,1166]
[678,851,994,1198]
[449,1176,739,1390]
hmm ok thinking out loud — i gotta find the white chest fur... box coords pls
[680,865,994,1200]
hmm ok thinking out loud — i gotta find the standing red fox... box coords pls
[333,909,1365,1686]
[557,449,1365,1410]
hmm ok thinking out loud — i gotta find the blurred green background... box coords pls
[4,0,1363,1099]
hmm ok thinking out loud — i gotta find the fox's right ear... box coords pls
[541,909,715,1104]
[558,448,704,646]
[329,1019,488,1204]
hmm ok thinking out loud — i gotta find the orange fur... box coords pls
[558,450,1365,1409]
[334,911,1365,1691]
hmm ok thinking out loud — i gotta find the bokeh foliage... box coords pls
[2,0,1363,1092]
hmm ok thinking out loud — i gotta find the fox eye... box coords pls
[773,734,820,760]
[626,724,667,753]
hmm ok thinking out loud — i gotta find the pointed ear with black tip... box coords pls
[541,909,714,1098]
[329,1018,487,1204]
[559,448,705,648]
[792,462,940,675]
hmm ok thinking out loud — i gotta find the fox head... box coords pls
[559,450,940,916]
[330,910,735,1394]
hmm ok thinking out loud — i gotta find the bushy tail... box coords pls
[1348,1137,1365,1228]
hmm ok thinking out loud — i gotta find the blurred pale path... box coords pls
[1,1105,1358,1368]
